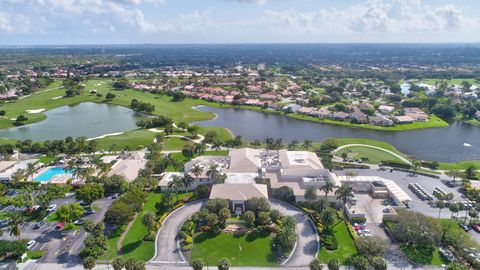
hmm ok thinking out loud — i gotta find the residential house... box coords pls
[378,105,395,114]
[369,114,394,126]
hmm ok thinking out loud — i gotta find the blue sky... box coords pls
[0,0,479,45]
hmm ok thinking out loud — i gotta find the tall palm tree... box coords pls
[304,187,317,203]
[301,139,313,150]
[212,141,222,151]
[11,169,25,187]
[195,142,207,155]
[25,163,36,181]
[288,140,299,151]
[320,181,335,198]
[321,210,336,231]
[77,167,95,181]
[316,198,329,213]
[206,164,220,182]
[449,203,459,219]
[182,173,195,193]
[251,139,262,148]
[335,184,354,205]
[190,165,203,178]
[8,215,22,239]
[162,190,175,208]
[168,175,184,201]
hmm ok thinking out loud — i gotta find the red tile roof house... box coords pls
[330,111,349,121]
[212,95,225,103]
[369,114,394,126]
[311,108,331,119]
[393,115,415,124]
[259,92,279,101]
[349,111,368,123]
[245,99,260,105]
[297,107,315,115]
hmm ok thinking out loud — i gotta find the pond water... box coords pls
[0,102,144,141]
[194,106,480,162]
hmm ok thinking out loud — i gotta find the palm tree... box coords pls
[11,169,25,187]
[77,167,95,181]
[251,139,262,148]
[301,139,313,150]
[412,160,421,175]
[212,141,222,151]
[25,163,36,181]
[168,175,184,201]
[316,198,329,213]
[190,164,203,178]
[8,215,22,239]
[335,184,354,205]
[182,173,195,193]
[304,187,317,203]
[206,164,220,182]
[162,190,175,208]
[194,143,206,155]
[288,140,299,151]
[320,181,335,198]
[321,210,336,231]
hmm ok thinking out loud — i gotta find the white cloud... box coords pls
[0,12,13,32]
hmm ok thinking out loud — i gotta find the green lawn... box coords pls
[400,244,448,266]
[96,129,156,151]
[37,156,58,164]
[166,150,229,172]
[438,160,480,170]
[330,138,408,158]
[162,137,194,151]
[99,225,124,260]
[336,146,407,165]
[190,231,278,266]
[121,192,163,261]
[318,222,357,264]
[287,113,448,131]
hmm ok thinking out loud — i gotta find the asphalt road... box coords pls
[269,199,318,267]
[150,200,205,266]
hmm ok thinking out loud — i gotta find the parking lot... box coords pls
[349,193,386,223]
[337,168,467,219]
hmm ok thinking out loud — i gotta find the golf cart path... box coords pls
[334,144,412,165]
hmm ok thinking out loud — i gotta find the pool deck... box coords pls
[33,166,74,184]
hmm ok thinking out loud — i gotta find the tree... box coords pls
[446,262,468,270]
[288,140,299,150]
[321,210,336,230]
[304,187,318,203]
[390,210,442,248]
[168,175,184,201]
[112,257,125,270]
[269,209,281,223]
[83,256,96,270]
[182,144,195,160]
[218,208,231,224]
[274,227,296,254]
[327,258,339,270]
[190,164,203,178]
[244,210,255,226]
[104,201,135,226]
[191,258,204,270]
[56,203,85,223]
[182,173,195,193]
[436,200,445,219]
[75,183,104,205]
[258,211,271,226]
[195,184,211,199]
[141,211,157,231]
[335,184,354,205]
[125,258,145,270]
[105,93,116,100]
[205,213,219,227]
[320,181,335,198]
[8,215,22,239]
[302,139,313,150]
[84,220,95,233]
[465,165,477,179]
[355,236,388,258]
[449,203,460,219]
[316,198,329,213]
[245,197,270,216]
[370,256,387,270]
[309,258,323,270]
[350,255,369,270]
[218,258,230,270]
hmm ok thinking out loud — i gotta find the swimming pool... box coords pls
[34,167,74,182]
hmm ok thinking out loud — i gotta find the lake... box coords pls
[0,103,144,141]
[194,106,480,162]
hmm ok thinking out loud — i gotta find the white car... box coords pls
[27,240,36,250]
[47,204,57,212]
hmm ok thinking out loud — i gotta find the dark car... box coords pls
[84,208,96,215]
[34,221,45,229]
[459,223,471,232]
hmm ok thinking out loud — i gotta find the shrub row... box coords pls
[381,160,412,169]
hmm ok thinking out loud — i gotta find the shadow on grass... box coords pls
[193,231,220,244]
[245,230,270,242]
[400,244,443,265]
[122,240,143,255]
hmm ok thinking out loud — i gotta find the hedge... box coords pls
[381,160,412,169]
[351,217,367,224]
[345,220,359,240]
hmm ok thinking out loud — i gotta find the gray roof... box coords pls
[209,183,268,201]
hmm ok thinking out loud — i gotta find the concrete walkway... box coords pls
[334,144,412,165]
[269,199,318,267]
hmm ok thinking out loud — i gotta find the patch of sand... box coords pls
[26,108,45,114]
[87,132,124,141]
[51,96,63,100]
[148,128,164,133]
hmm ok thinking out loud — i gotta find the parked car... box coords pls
[84,208,95,215]
[459,223,471,232]
[0,220,8,228]
[55,221,65,230]
[472,224,480,233]
[34,221,45,229]
[27,240,36,250]
[47,204,57,212]
[73,219,84,225]
[110,193,119,199]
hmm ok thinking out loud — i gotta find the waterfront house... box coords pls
[369,114,394,126]
[378,105,395,114]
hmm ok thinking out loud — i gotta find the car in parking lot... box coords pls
[73,219,84,225]
[47,204,57,212]
[84,208,95,215]
[55,221,65,230]
[0,220,8,228]
[459,223,471,232]
[27,240,36,250]
[34,221,45,229]
[472,224,480,233]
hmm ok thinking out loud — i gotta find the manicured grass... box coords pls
[190,231,278,266]
[332,138,408,158]
[96,129,156,151]
[287,113,448,131]
[166,150,229,172]
[318,222,357,264]
[419,78,480,87]
[26,250,46,260]
[121,192,163,261]
[336,146,407,165]
[99,225,124,260]
[162,137,194,151]
[466,119,480,126]
[437,161,480,170]
[400,244,447,266]
[38,156,58,164]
